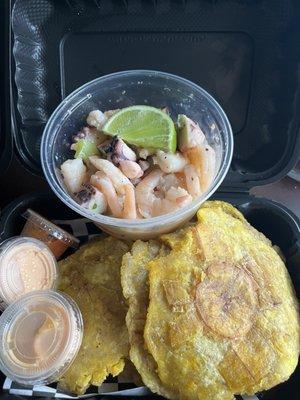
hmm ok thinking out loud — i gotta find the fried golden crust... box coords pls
[144,201,300,400]
[58,237,130,394]
[121,240,177,399]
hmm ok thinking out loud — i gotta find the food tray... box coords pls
[3,0,300,398]
[9,0,300,184]
[0,192,299,399]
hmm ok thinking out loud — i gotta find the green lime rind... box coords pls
[102,105,177,153]
[74,139,99,160]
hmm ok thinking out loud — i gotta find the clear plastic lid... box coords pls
[0,290,83,386]
[22,209,80,248]
[0,237,58,309]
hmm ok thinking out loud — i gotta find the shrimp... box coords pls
[89,156,132,195]
[90,168,137,219]
[185,145,216,191]
[174,171,187,190]
[123,184,137,219]
[157,186,192,216]
[183,164,202,198]
[156,173,180,198]
[136,169,163,218]
[165,186,193,208]
[136,169,192,218]
[90,172,122,218]
[153,150,187,173]
[119,160,143,180]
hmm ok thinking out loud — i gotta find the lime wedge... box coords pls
[74,139,99,161]
[102,105,177,153]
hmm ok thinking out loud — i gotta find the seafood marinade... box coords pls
[60,106,216,220]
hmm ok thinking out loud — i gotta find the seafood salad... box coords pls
[60,105,216,219]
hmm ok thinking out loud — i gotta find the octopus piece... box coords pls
[75,183,107,214]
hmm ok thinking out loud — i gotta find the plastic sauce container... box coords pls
[0,237,58,310]
[0,291,83,386]
[21,209,79,259]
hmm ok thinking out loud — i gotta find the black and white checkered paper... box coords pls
[2,377,259,400]
[2,217,259,399]
[3,376,150,398]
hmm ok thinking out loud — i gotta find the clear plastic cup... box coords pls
[0,290,83,386]
[41,70,233,239]
[21,209,79,259]
[0,237,58,310]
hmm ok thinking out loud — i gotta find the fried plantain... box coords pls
[58,237,130,394]
[121,239,177,399]
[144,201,300,400]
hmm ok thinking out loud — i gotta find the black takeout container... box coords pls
[0,192,299,400]
[1,0,300,399]
[0,0,12,177]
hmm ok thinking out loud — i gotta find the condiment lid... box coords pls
[22,209,80,248]
[0,237,58,309]
[0,290,83,386]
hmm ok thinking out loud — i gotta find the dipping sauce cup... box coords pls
[0,291,83,386]
[0,237,58,310]
[21,209,79,259]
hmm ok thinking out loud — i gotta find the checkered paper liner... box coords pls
[2,218,260,399]
[3,377,150,398]
[2,377,260,400]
